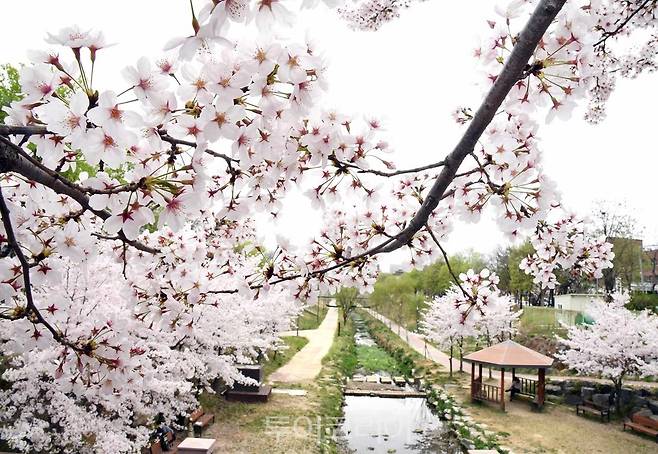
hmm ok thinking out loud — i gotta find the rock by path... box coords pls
[269,307,339,383]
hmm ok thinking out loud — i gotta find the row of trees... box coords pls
[368,253,486,330]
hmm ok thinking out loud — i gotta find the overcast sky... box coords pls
[3,1,657,269]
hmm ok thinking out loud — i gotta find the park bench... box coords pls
[576,399,611,422]
[623,412,658,441]
[141,431,177,454]
[190,407,215,436]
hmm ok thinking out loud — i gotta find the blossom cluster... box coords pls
[421,269,519,346]
[519,212,615,289]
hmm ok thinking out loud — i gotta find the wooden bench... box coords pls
[623,413,658,441]
[188,407,215,436]
[141,432,178,454]
[193,413,215,436]
[576,400,610,422]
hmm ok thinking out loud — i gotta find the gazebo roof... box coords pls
[464,340,553,368]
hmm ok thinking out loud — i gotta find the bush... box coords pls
[627,293,658,313]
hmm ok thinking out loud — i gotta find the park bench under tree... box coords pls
[141,431,176,454]
[189,407,215,436]
[575,399,611,422]
[623,412,658,441]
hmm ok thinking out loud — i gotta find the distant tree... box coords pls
[508,241,536,303]
[491,247,512,293]
[0,64,21,123]
[370,253,487,330]
[335,286,360,324]
[592,201,644,291]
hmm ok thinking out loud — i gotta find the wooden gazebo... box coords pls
[464,340,553,411]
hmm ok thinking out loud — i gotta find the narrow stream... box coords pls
[336,315,463,454]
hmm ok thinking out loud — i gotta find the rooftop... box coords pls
[464,340,554,369]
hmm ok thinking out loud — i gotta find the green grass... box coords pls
[519,306,567,337]
[356,345,400,374]
[316,315,357,453]
[262,336,309,377]
[295,303,329,331]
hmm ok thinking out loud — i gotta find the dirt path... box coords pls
[268,307,339,383]
[365,309,658,389]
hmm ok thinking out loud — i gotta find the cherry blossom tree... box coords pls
[557,292,658,413]
[0,0,655,451]
[421,268,519,375]
[420,294,465,377]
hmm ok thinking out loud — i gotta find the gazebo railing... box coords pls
[473,382,500,403]
[519,376,537,397]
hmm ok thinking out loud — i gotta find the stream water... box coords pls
[337,316,463,453]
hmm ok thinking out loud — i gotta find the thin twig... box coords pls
[0,186,83,353]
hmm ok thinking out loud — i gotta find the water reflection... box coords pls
[339,396,462,453]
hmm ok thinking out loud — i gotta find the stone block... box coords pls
[564,393,582,405]
[545,384,563,395]
[592,393,611,408]
[580,386,595,401]
[647,400,658,414]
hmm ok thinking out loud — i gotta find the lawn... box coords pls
[263,336,309,378]
[519,306,568,337]
[295,302,329,331]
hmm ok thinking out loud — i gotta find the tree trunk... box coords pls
[449,344,454,378]
[459,341,464,373]
[614,380,623,415]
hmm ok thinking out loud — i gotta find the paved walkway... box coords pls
[364,308,658,389]
[269,307,339,383]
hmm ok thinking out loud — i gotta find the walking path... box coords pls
[268,307,339,383]
[364,308,658,389]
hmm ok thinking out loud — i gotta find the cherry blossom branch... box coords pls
[378,0,567,253]
[0,186,85,353]
[0,136,158,254]
[425,224,472,300]
[0,125,51,137]
[594,0,654,48]
[0,125,239,168]
[158,132,238,167]
[337,158,447,177]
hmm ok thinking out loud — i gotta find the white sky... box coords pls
[3,1,657,269]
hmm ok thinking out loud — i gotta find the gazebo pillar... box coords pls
[478,363,482,380]
[500,367,505,411]
[537,368,546,407]
[470,362,475,399]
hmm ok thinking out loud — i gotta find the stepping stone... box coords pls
[352,374,366,382]
[380,376,392,384]
[271,389,307,396]
[393,376,406,386]
[366,375,380,383]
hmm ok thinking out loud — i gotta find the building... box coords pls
[554,293,605,325]
[642,246,658,292]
